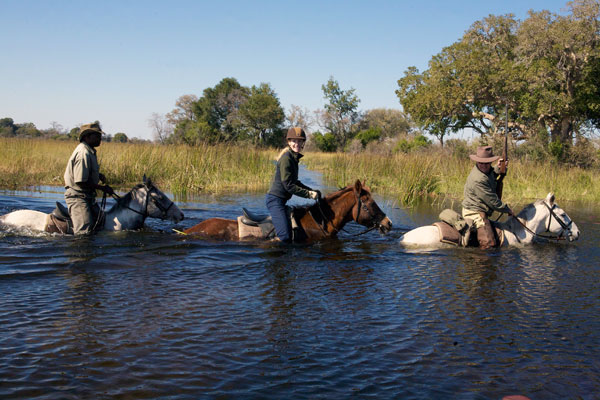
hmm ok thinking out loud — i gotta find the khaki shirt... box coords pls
[64,142,100,196]
[461,165,510,216]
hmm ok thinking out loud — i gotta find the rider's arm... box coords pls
[474,178,511,214]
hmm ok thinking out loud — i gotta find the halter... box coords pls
[111,184,174,220]
[511,202,573,242]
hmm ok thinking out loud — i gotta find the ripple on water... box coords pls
[1,190,600,398]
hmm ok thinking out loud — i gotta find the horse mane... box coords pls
[516,199,548,220]
[107,184,145,212]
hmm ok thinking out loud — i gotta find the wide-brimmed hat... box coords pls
[286,127,306,141]
[469,146,500,163]
[79,122,105,141]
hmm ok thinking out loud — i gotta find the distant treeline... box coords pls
[150,76,419,152]
[0,117,141,143]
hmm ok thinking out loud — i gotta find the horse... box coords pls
[182,180,393,242]
[398,193,580,248]
[0,176,184,234]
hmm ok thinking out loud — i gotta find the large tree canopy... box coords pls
[169,78,285,146]
[397,0,600,151]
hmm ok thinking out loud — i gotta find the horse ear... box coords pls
[546,192,555,205]
[143,174,147,184]
[354,179,362,193]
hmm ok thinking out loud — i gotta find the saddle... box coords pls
[434,209,503,247]
[237,207,300,240]
[45,202,105,234]
[46,202,73,234]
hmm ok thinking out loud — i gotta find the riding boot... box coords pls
[477,213,497,249]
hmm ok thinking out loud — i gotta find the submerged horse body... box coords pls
[0,177,184,234]
[399,193,579,248]
[183,180,392,242]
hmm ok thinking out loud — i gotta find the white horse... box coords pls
[399,193,580,248]
[0,176,184,234]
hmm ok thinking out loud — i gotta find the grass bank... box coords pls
[0,138,276,196]
[1,138,598,205]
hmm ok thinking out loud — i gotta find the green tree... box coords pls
[15,122,41,137]
[67,127,79,141]
[238,83,285,146]
[358,108,413,138]
[113,132,128,143]
[354,127,381,147]
[321,76,360,149]
[312,131,337,152]
[0,118,16,137]
[397,1,600,152]
[193,77,250,142]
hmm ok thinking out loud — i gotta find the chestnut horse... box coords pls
[183,180,393,242]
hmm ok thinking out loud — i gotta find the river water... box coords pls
[1,170,599,399]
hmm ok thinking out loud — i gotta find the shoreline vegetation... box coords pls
[1,138,598,206]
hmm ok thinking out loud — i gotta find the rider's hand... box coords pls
[103,185,115,196]
[308,190,319,200]
[99,173,107,183]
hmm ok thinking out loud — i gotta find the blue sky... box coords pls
[1,0,572,140]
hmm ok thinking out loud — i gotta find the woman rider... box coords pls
[266,127,321,243]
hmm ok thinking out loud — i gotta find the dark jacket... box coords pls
[268,147,312,200]
[462,165,511,216]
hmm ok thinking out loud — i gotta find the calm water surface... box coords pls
[1,175,599,399]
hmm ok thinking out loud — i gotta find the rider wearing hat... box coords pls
[462,145,513,249]
[64,122,114,235]
[266,127,321,243]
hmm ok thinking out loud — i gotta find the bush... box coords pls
[312,131,337,152]
[354,127,381,147]
[393,134,432,153]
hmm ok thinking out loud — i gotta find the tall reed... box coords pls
[1,138,598,205]
[0,138,276,196]
[302,151,600,206]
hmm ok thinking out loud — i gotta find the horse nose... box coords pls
[380,216,393,233]
[569,230,579,241]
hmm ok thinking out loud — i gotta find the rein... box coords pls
[311,191,381,238]
[510,202,572,242]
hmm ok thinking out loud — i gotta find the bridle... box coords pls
[351,191,383,236]
[111,184,174,220]
[312,189,384,237]
[511,202,573,242]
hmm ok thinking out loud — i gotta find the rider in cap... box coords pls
[265,127,321,243]
[64,122,114,234]
[462,145,513,249]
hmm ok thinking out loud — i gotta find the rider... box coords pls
[462,145,513,249]
[265,127,321,243]
[64,122,114,235]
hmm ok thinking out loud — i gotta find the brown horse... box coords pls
[183,180,393,242]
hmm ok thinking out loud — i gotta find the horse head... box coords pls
[351,180,393,234]
[524,192,579,242]
[138,175,184,223]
